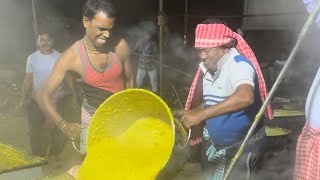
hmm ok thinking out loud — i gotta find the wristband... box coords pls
[57,119,64,127]
[61,123,67,129]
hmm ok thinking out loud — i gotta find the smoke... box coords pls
[244,0,320,97]
[285,0,320,96]
[0,0,34,64]
[122,20,198,66]
[122,20,157,49]
[35,0,84,51]
[0,0,82,63]
[162,33,199,91]
[168,34,194,63]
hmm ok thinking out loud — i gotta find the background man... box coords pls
[135,31,158,93]
[20,32,64,157]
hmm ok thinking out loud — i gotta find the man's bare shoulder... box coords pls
[114,38,130,58]
[55,43,82,75]
[116,38,129,49]
[60,43,78,61]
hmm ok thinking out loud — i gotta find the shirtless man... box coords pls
[39,0,134,153]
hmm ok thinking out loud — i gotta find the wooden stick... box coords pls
[223,2,320,180]
[31,0,38,39]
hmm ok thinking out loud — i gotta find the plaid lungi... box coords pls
[294,122,320,180]
[80,107,92,154]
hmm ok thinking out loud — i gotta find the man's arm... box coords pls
[182,84,254,129]
[64,72,80,109]
[203,84,254,118]
[117,39,135,88]
[20,73,33,107]
[64,72,78,97]
[39,47,81,139]
[134,39,142,51]
[39,51,70,124]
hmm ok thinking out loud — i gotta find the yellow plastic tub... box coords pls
[77,89,175,180]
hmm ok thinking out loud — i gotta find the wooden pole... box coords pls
[183,0,188,46]
[31,0,38,39]
[241,0,248,31]
[223,2,320,180]
[158,0,165,97]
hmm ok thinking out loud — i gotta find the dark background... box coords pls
[1,0,244,62]
[1,0,319,95]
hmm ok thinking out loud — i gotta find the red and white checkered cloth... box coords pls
[184,69,205,145]
[81,106,92,124]
[294,123,320,180]
[185,24,273,146]
[185,68,202,112]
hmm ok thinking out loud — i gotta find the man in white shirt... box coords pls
[20,32,64,157]
[182,19,273,180]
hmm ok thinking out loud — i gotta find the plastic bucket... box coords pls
[77,89,179,180]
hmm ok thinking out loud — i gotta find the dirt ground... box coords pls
[0,65,306,180]
[0,95,305,180]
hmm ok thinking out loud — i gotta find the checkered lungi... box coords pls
[80,107,92,154]
[294,122,320,180]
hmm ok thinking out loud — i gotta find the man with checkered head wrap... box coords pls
[181,19,273,180]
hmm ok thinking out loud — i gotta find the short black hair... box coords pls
[83,0,116,21]
[201,18,237,49]
[201,18,228,26]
